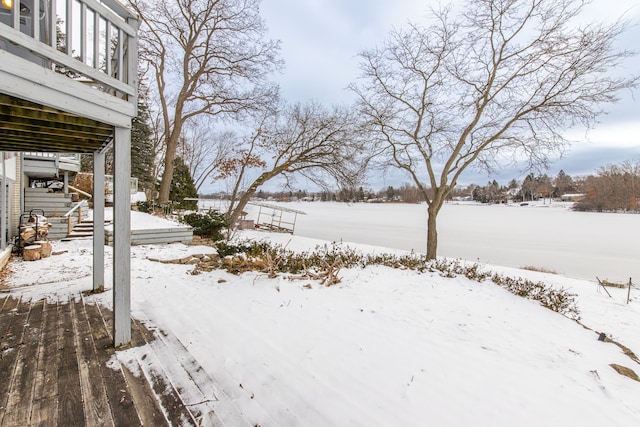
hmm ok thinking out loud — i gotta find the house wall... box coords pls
[1,152,21,242]
[1,153,12,246]
[1,154,16,180]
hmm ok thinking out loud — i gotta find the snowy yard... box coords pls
[5,211,640,426]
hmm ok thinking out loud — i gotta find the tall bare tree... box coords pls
[217,102,368,226]
[130,0,282,204]
[351,0,638,259]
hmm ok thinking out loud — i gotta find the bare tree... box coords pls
[574,160,640,212]
[176,121,233,191]
[130,0,282,204]
[217,102,368,226]
[148,106,166,188]
[351,0,638,259]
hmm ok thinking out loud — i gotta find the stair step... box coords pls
[66,233,93,239]
[78,219,111,225]
[67,220,112,238]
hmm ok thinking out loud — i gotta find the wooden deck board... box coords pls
[0,296,29,425]
[82,301,142,427]
[3,300,44,426]
[130,319,198,426]
[30,299,59,427]
[57,301,85,426]
[0,292,221,427]
[88,298,170,426]
[72,299,112,426]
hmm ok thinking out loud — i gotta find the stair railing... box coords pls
[68,185,92,199]
[64,199,88,235]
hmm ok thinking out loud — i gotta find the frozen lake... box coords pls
[232,201,639,282]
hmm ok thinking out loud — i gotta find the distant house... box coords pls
[561,193,585,202]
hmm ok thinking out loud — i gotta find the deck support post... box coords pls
[113,127,131,346]
[1,152,6,250]
[63,171,69,195]
[93,150,105,292]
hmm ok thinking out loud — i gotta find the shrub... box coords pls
[136,200,154,214]
[181,211,229,240]
[215,240,272,258]
[212,239,579,318]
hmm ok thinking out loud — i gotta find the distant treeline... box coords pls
[470,162,640,213]
[200,161,640,213]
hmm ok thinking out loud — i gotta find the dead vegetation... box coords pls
[598,279,629,289]
[146,240,640,377]
[147,240,580,316]
[521,266,558,275]
[609,364,640,382]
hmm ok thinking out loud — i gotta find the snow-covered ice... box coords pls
[232,201,640,283]
[4,205,640,426]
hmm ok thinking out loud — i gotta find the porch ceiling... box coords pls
[0,94,114,153]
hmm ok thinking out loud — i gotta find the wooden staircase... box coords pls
[24,188,74,217]
[23,188,90,239]
[67,219,112,239]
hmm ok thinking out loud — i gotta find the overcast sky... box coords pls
[255,0,640,189]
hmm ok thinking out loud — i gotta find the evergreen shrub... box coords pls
[181,211,229,240]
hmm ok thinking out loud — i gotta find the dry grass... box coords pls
[599,279,628,289]
[609,364,640,382]
[521,265,558,274]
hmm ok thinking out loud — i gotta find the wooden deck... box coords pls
[104,227,193,246]
[0,292,229,426]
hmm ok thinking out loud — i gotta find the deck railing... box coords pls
[23,152,80,162]
[0,0,137,104]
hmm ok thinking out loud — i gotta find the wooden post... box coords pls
[1,152,6,250]
[113,127,131,346]
[93,151,105,293]
[67,216,72,235]
[627,278,632,305]
[596,277,612,298]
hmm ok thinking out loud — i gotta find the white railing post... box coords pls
[65,0,73,56]
[49,0,57,48]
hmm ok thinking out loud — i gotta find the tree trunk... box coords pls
[426,187,448,260]
[228,190,254,229]
[157,124,183,204]
[158,153,174,204]
[426,204,439,260]
[228,169,282,229]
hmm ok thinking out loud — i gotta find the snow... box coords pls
[4,205,640,426]
[102,208,187,230]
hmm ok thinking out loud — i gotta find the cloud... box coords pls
[261,0,429,104]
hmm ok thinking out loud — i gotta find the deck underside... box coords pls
[0,95,114,153]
